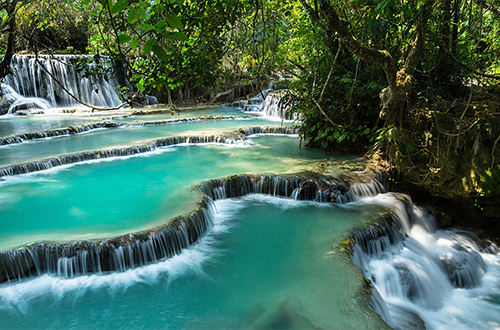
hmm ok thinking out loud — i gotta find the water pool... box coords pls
[0,196,389,330]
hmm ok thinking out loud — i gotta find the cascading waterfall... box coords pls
[242,90,297,120]
[260,92,296,120]
[347,188,500,329]
[0,166,498,329]
[0,135,251,178]
[0,115,258,146]
[1,55,122,115]
[0,84,50,115]
[0,174,345,284]
[0,126,298,178]
[237,126,298,136]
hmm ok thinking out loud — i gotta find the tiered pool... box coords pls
[0,106,499,330]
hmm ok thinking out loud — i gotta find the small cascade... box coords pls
[1,55,122,115]
[242,90,297,120]
[0,84,50,116]
[260,92,296,120]
[0,134,252,178]
[200,174,342,202]
[0,122,122,146]
[344,184,498,329]
[0,174,345,283]
[238,126,298,136]
[0,196,215,283]
[0,115,257,146]
[0,126,300,177]
[335,179,386,204]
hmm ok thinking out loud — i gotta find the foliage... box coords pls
[0,0,499,167]
[480,165,500,196]
[16,0,92,53]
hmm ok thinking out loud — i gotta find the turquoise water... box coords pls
[0,106,383,329]
[119,106,246,122]
[0,135,350,250]
[0,117,288,167]
[0,196,388,329]
[0,115,112,137]
[0,106,245,138]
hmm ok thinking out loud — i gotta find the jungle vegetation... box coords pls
[1,0,499,222]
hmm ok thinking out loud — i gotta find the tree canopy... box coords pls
[1,0,499,198]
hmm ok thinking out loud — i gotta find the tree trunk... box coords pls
[300,0,435,122]
[0,1,18,81]
[451,0,461,55]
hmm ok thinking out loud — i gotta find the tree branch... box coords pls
[440,45,500,80]
[315,0,398,89]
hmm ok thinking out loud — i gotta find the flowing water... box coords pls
[1,55,121,114]
[0,115,288,167]
[0,135,345,250]
[349,193,500,330]
[0,196,389,330]
[0,57,499,329]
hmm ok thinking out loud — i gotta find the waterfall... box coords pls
[0,174,346,284]
[1,170,497,330]
[260,92,296,120]
[0,115,257,146]
[0,134,254,178]
[1,55,122,115]
[0,84,50,115]
[345,185,500,329]
[0,126,299,177]
[238,126,298,136]
[242,90,297,120]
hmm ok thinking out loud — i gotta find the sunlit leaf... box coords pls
[166,14,183,29]
[110,0,129,14]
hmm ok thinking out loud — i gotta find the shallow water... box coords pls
[0,106,246,138]
[0,135,347,250]
[0,117,289,167]
[0,114,111,138]
[0,196,388,330]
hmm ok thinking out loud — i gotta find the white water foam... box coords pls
[247,133,299,138]
[0,195,331,309]
[0,141,256,184]
[349,192,500,330]
[0,198,247,308]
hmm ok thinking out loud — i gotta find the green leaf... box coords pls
[152,44,169,62]
[165,32,187,41]
[136,80,145,92]
[110,0,129,14]
[118,34,131,43]
[143,38,157,54]
[166,14,183,29]
[139,24,156,33]
[128,8,138,23]
[130,39,139,49]
[155,19,168,31]
[406,142,415,153]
